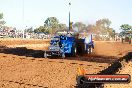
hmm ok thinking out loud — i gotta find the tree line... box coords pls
[1,12,131,38]
[0,13,6,27]
[119,24,132,37]
[120,24,132,31]
[34,17,115,39]
[34,17,67,34]
[0,12,115,38]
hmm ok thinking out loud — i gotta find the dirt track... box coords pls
[0,39,132,88]
[94,41,132,57]
[104,61,132,88]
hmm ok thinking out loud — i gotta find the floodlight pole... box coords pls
[22,0,24,38]
[68,2,71,32]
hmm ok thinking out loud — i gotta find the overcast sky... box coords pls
[0,0,132,32]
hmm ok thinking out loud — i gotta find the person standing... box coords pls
[84,34,94,53]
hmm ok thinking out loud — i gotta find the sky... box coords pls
[0,0,132,32]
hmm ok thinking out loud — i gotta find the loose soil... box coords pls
[0,39,131,88]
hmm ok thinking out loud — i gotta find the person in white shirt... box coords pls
[84,34,94,53]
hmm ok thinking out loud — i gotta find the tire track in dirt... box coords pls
[1,80,48,88]
[0,53,109,88]
[0,45,118,63]
[76,52,132,88]
[0,47,116,88]
[17,56,108,68]
[0,54,108,72]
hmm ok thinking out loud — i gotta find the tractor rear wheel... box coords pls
[71,45,77,56]
[88,47,92,54]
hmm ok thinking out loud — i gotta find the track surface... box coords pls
[0,39,131,88]
[0,53,108,88]
[104,61,132,88]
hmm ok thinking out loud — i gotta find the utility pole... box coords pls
[69,2,71,32]
[22,0,25,38]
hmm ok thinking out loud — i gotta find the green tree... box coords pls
[25,27,33,33]
[95,18,113,34]
[0,13,5,26]
[89,18,115,40]
[96,19,111,28]
[58,23,67,31]
[34,28,39,33]
[73,22,86,32]
[87,24,95,32]
[120,24,132,31]
[107,28,115,38]
[95,18,111,33]
[0,13,3,19]
[34,26,46,33]
[44,17,59,34]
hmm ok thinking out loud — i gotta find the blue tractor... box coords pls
[44,10,94,58]
[44,34,94,58]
